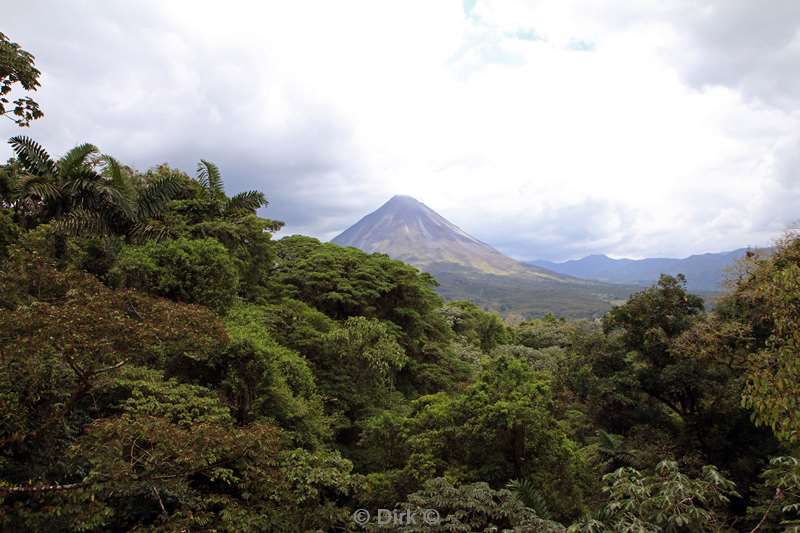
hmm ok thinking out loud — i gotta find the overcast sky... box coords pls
[3,1,799,260]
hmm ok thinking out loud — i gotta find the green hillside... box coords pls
[428,263,633,320]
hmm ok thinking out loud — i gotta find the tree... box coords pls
[221,302,331,446]
[7,137,181,243]
[602,274,705,421]
[0,206,18,261]
[110,237,239,313]
[314,316,409,445]
[595,274,779,497]
[360,354,590,522]
[157,160,282,301]
[443,300,509,352]
[732,234,800,444]
[593,460,739,532]
[747,456,800,531]
[1,369,285,532]
[0,32,43,127]
[515,314,575,349]
[272,235,450,355]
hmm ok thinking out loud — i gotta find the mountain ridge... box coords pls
[528,248,758,292]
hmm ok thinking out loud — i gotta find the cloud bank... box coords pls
[3,0,799,260]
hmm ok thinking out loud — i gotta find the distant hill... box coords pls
[529,249,758,292]
[331,196,635,319]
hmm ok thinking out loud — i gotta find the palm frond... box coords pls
[58,143,100,177]
[597,430,625,455]
[66,168,102,197]
[52,207,111,237]
[196,159,224,196]
[98,182,136,220]
[14,174,61,202]
[135,175,182,220]
[506,479,551,519]
[101,155,134,195]
[9,136,56,176]
[227,190,266,213]
[129,221,172,243]
[67,168,135,221]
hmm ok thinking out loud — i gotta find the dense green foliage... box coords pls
[1,137,799,533]
[110,237,240,313]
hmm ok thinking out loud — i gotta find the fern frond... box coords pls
[9,136,56,176]
[196,159,224,196]
[227,190,266,213]
[66,169,105,207]
[65,167,100,193]
[58,143,100,177]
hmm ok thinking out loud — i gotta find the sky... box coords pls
[3,0,799,261]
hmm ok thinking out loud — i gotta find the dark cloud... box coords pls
[668,0,800,109]
[2,1,799,262]
[1,1,367,238]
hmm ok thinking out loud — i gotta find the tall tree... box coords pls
[603,274,705,421]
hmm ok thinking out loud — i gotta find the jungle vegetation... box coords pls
[1,136,799,532]
[1,31,799,533]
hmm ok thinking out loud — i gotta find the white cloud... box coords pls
[2,0,798,260]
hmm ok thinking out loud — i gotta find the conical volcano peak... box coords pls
[387,194,420,204]
[331,196,558,278]
[381,195,429,212]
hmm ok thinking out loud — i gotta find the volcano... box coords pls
[331,195,633,319]
[332,195,557,277]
